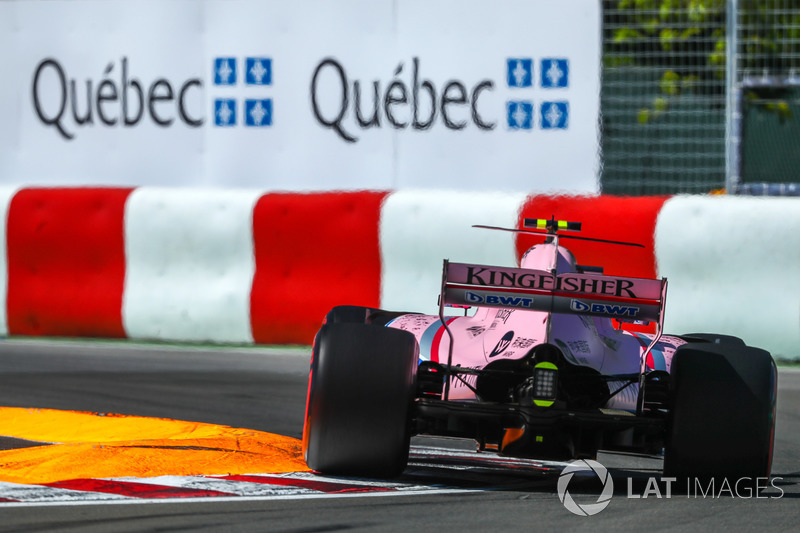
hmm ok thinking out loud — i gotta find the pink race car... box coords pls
[303,218,777,485]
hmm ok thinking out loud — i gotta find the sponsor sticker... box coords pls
[465,291,534,309]
[570,299,640,317]
[488,331,514,358]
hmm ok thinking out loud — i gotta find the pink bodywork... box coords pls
[387,240,686,411]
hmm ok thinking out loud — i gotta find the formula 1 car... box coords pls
[303,218,777,485]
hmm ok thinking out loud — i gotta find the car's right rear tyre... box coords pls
[664,341,777,488]
[680,333,745,346]
[303,322,418,478]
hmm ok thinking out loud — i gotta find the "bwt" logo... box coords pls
[570,299,640,317]
[465,292,534,308]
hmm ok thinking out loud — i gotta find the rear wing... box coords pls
[440,261,666,324]
[438,260,667,411]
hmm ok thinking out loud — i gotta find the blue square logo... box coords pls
[214,58,237,86]
[214,99,237,126]
[507,101,533,130]
[541,101,568,129]
[245,99,272,127]
[246,58,272,85]
[541,59,569,88]
[507,58,532,88]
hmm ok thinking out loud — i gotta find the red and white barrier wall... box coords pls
[0,187,797,360]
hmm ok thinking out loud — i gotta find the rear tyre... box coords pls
[323,305,416,327]
[680,333,745,346]
[323,305,376,324]
[303,322,418,478]
[664,342,777,487]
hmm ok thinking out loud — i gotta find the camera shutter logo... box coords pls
[557,459,614,516]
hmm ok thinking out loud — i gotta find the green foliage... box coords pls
[745,88,794,122]
[605,0,799,123]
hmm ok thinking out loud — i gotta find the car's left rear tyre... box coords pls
[663,341,777,488]
[322,305,416,327]
[323,305,377,324]
[303,322,418,478]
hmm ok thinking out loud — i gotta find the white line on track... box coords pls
[0,487,477,508]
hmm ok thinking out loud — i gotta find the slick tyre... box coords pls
[303,323,418,478]
[681,333,745,346]
[664,342,777,485]
[322,305,416,327]
[323,305,377,324]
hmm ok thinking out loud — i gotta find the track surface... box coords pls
[0,338,798,532]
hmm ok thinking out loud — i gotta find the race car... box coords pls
[302,218,777,485]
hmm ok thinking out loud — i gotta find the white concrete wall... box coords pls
[122,188,263,343]
[379,189,528,316]
[656,196,800,359]
[1,187,797,359]
[0,186,19,336]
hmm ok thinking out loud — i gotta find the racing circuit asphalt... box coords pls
[0,338,798,532]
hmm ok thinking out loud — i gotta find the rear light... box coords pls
[532,362,558,407]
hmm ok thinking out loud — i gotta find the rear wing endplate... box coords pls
[441,261,665,323]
